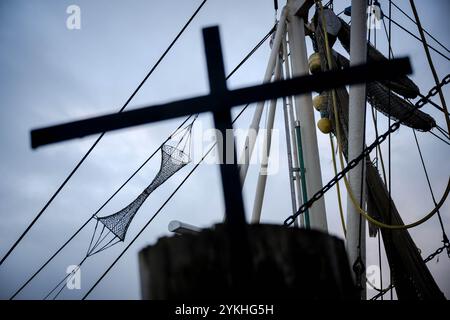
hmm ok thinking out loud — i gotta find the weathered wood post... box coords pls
[139,224,357,299]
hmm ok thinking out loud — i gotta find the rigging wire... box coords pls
[377,230,383,300]
[383,15,449,62]
[381,17,447,147]
[9,23,276,300]
[390,1,450,55]
[412,130,449,248]
[370,239,449,299]
[435,124,450,140]
[356,0,372,293]
[409,0,450,135]
[0,0,210,267]
[338,1,449,61]
[10,115,193,300]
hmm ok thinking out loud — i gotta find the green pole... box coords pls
[294,122,310,228]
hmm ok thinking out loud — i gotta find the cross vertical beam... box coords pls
[202,27,252,295]
[203,27,247,228]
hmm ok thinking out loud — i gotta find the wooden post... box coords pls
[139,224,357,299]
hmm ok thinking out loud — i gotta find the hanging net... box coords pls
[96,131,191,241]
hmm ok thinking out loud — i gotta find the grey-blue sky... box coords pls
[0,0,449,299]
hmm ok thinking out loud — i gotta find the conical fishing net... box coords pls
[97,144,190,241]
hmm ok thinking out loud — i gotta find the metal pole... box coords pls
[282,34,304,227]
[251,57,282,223]
[168,220,201,235]
[294,121,310,228]
[286,3,328,232]
[281,97,299,224]
[346,0,368,299]
[238,8,287,184]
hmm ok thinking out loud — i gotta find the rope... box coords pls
[0,0,210,267]
[44,256,87,300]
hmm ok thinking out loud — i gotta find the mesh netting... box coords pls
[366,81,436,131]
[97,144,190,241]
[312,18,436,132]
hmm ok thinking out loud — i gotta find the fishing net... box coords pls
[97,144,190,241]
[366,81,436,131]
[312,11,436,132]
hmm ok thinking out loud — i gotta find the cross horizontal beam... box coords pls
[31,58,411,148]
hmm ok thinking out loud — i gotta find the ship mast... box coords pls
[287,0,328,232]
[346,0,368,299]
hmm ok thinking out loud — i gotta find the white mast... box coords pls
[346,0,368,299]
[281,35,304,227]
[238,9,287,184]
[222,10,286,223]
[286,0,327,232]
[251,57,282,223]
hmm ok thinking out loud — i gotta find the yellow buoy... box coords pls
[308,53,321,74]
[317,118,332,134]
[312,92,328,111]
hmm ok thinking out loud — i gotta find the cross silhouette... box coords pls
[31,28,410,287]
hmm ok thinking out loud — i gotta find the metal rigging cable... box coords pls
[383,15,449,62]
[391,1,450,55]
[429,130,450,146]
[409,0,450,135]
[412,130,450,252]
[0,0,210,266]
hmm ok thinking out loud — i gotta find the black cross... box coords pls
[30,26,411,291]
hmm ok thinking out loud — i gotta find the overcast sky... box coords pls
[0,0,449,300]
